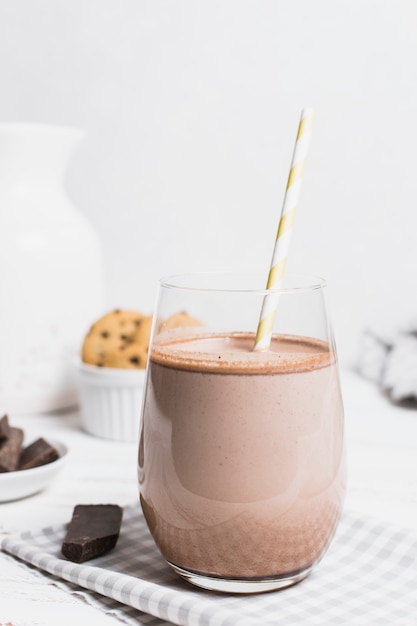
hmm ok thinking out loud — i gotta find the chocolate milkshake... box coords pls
[138,331,346,590]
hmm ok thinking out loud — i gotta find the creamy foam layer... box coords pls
[151,331,333,374]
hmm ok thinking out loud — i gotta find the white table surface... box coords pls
[1,367,417,625]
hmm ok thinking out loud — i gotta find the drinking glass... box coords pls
[138,272,346,593]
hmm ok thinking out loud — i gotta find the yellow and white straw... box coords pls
[253,108,315,351]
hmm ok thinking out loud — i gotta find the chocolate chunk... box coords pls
[0,427,24,472]
[18,438,59,470]
[120,334,132,343]
[0,414,11,441]
[61,504,123,563]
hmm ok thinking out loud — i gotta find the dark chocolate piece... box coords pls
[0,427,24,472]
[61,504,123,563]
[0,414,11,441]
[18,438,59,470]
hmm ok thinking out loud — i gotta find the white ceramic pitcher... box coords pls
[0,123,104,414]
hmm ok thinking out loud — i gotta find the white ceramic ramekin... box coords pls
[76,360,146,442]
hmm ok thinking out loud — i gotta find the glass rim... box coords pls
[158,271,326,294]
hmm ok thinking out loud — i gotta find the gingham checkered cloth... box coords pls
[2,503,417,625]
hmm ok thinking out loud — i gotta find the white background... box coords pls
[1,0,416,365]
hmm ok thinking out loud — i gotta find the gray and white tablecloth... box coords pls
[2,503,417,625]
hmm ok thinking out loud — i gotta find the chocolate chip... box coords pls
[101,331,110,339]
[129,356,141,366]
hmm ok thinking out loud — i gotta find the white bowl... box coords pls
[76,360,146,442]
[0,439,68,502]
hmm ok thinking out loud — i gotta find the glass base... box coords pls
[168,562,313,594]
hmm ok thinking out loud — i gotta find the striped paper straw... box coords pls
[253,108,315,351]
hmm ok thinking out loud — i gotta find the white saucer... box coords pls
[0,439,68,502]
